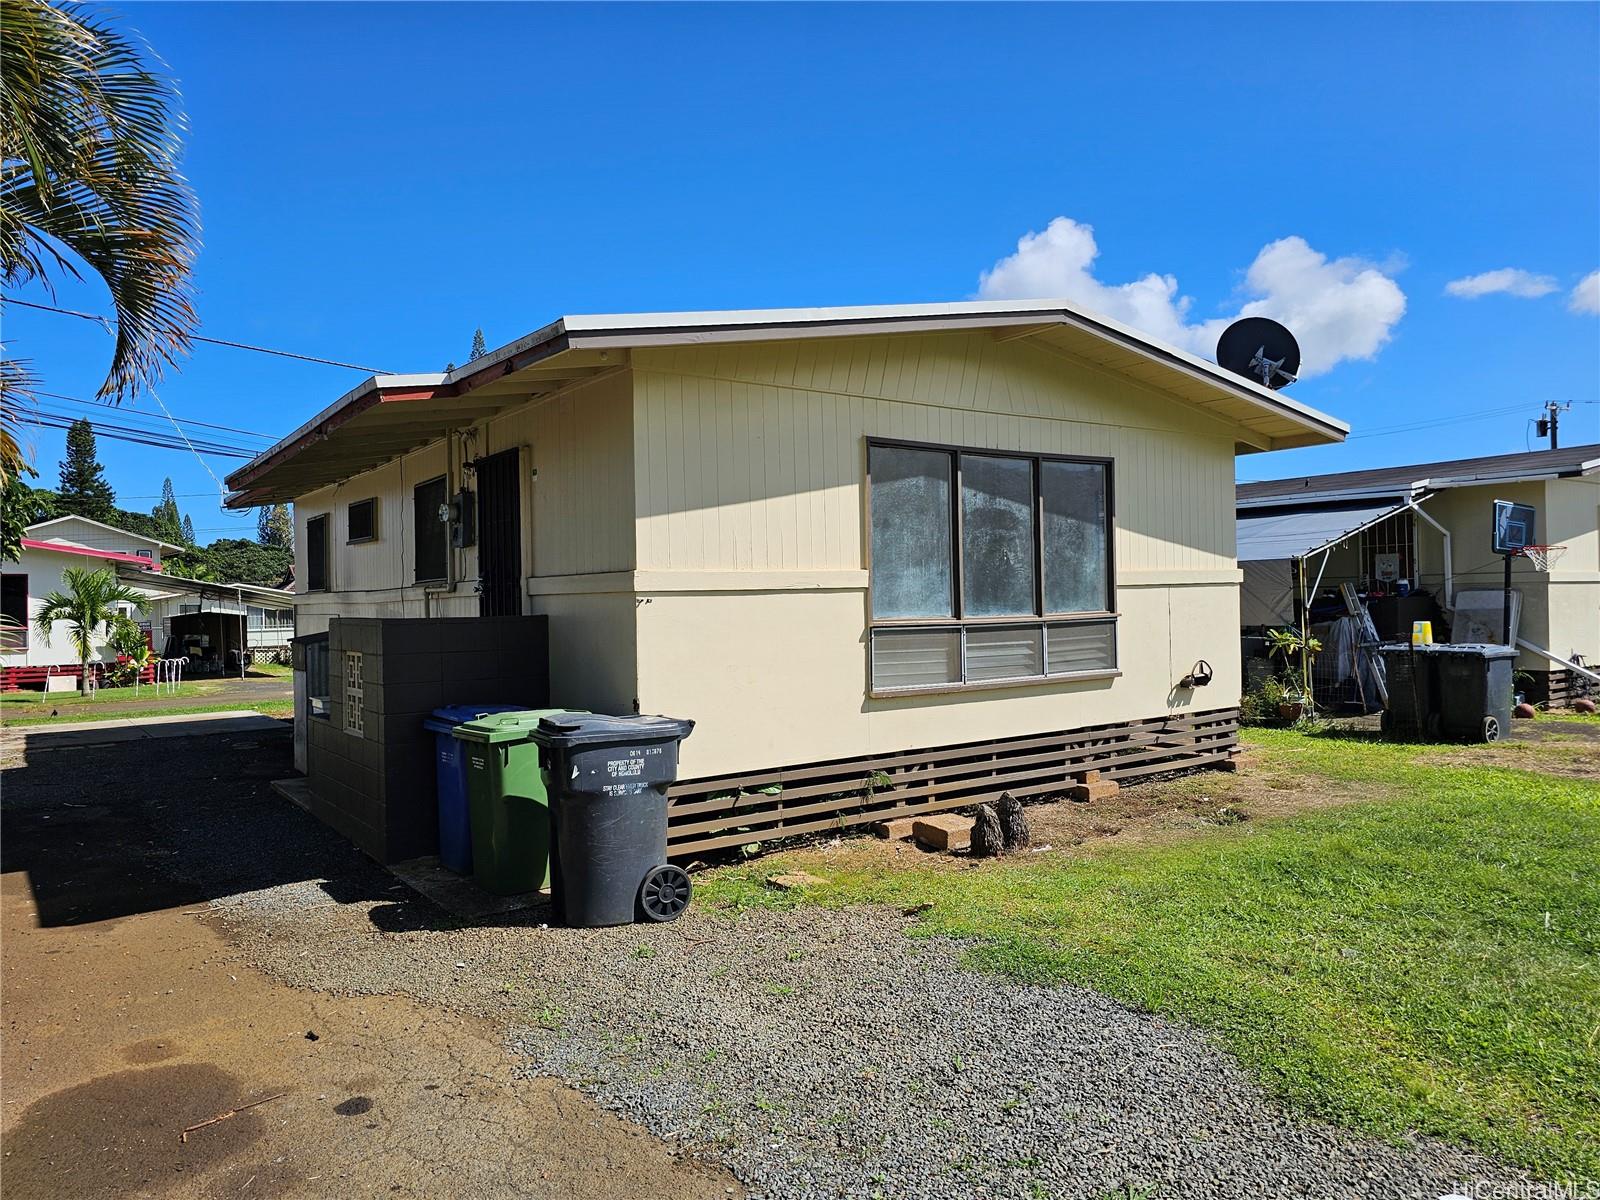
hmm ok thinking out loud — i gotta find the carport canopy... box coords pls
[1236,501,1408,563]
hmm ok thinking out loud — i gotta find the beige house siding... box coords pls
[631,333,1239,577]
[286,333,1256,780]
[627,335,1243,779]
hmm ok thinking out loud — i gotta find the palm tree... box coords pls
[32,566,145,693]
[1,0,199,420]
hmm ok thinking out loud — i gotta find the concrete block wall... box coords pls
[305,616,550,863]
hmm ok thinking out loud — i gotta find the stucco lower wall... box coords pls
[527,585,639,716]
[634,574,1242,781]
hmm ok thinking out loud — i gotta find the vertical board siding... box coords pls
[291,370,635,636]
[632,332,1238,576]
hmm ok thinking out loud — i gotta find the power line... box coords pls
[1345,403,1530,441]
[2,296,392,373]
[17,411,254,458]
[34,390,274,441]
[28,401,257,452]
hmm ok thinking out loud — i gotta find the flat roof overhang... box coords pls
[225,301,1351,508]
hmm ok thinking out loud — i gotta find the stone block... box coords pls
[1066,778,1120,803]
[913,814,973,852]
[872,817,918,841]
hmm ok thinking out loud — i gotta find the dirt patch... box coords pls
[1418,740,1600,778]
[757,753,1390,876]
[2,729,742,1200]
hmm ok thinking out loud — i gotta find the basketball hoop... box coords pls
[1519,544,1566,572]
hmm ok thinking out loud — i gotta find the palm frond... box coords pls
[0,0,200,400]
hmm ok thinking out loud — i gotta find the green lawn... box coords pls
[0,683,210,706]
[2,698,293,726]
[701,728,1600,1182]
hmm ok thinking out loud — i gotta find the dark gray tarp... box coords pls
[1236,502,1405,563]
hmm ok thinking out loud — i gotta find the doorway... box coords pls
[475,449,523,617]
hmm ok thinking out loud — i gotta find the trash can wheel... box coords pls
[639,864,692,923]
[1483,716,1500,743]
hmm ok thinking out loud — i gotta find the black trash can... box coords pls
[1434,644,1517,743]
[1379,643,1516,742]
[534,713,695,928]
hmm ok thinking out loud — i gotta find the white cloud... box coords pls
[975,217,1406,377]
[1569,270,1600,315]
[1443,268,1559,299]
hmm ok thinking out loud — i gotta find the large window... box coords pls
[305,515,329,592]
[868,441,1114,693]
[413,476,449,584]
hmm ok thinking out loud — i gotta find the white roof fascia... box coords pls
[1236,486,1420,511]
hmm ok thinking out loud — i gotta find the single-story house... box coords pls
[1,515,296,686]
[224,300,1348,858]
[1237,444,1600,707]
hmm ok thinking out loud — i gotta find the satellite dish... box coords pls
[1216,317,1300,390]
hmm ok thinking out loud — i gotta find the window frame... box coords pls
[346,497,379,545]
[1,573,29,651]
[305,514,330,592]
[412,475,449,585]
[865,437,1118,697]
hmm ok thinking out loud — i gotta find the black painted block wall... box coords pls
[304,616,550,863]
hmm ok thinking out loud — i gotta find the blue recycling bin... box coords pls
[423,704,525,873]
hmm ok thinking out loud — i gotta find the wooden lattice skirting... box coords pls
[666,706,1240,857]
[1525,669,1590,710]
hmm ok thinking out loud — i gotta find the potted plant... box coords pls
[1265,627,1322,722]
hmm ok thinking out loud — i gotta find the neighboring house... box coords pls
[1,521,178,682]
[133,577,297,664]
[224,301,1348,854]
[1237,444,1600,706]
[1,518,297,686]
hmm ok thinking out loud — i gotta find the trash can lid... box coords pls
[451,707,584,744]
[1378,642,1518,658]
[534,711,695,748]
[423,703,526,734]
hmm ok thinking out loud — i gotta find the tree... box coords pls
[1,0,200,402]
[57,418,115,520]
[470,328,486,361]
[180,513,194,545]
[150,475,182,542]
[256,502,292,549]
[32,566,144,693]
[167,538,290,587]
[1,467,56,562]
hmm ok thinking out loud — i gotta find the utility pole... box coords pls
[1536,401,1565,449]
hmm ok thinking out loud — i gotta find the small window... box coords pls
[1,574,28,651]
[306,514,329,591]
[347,498,378,544]
[413,476,448,583]
[134,549,154,560]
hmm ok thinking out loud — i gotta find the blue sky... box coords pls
[8,2,1598,541]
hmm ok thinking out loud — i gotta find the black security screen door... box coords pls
[476,449,523,617]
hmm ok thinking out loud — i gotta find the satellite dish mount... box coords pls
[1215,317,1301,390]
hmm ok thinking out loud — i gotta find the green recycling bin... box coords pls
[451,709,579,896]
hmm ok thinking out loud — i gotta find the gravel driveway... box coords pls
[220,885,1524,1200]
[104,731,1528,1199]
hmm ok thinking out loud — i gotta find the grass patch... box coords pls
[0,682,209,707]
[701,728,1600,1180]
[3,698,292,726]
